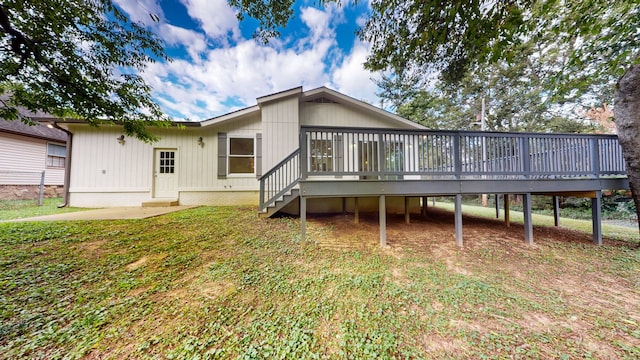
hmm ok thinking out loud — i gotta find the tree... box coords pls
[233,0,640,234]
[360,0,640,234]
[392,40,600,134]
[0,0,170,142]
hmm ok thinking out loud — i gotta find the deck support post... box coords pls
[454,194,463,247]
[421,196,428,217]
[504,194,510,227]
[300,196,307,242]
[342,197,346,215]
[553,196,560,227]
[379,195,387,246]
[405,197,410,224]
[592,191,603,245]
[354,197,359,224]
[523,193,533,244]
[495,194,500,218]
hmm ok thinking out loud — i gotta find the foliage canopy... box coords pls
[0,0,170,142]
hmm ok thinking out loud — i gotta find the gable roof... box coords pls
[0,118,67,143]
[200,86,425,130]
[300,87,425,129]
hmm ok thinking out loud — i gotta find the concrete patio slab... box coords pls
[2,206,198,222]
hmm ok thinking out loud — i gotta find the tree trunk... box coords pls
[614,64,640,237]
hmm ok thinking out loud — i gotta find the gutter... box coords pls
[49,121,72,208]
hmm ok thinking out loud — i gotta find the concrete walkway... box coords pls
[3,206,198,222]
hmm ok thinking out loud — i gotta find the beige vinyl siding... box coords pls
[0,132,64,185]
[68,126,152,193]
[262,95,299,172]
[300,102,418,129]
[67,114,262,207]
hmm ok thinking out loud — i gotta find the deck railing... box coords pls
[258,126,627,211]
[300,126,627,180]
[259,148,300,211]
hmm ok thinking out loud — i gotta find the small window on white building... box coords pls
[229,137,254,174]
[46,143,66,168]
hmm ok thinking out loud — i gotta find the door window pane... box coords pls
[160,151,175,174]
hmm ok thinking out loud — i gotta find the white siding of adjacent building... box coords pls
[0,132,64,185]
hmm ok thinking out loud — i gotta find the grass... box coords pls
[0,206,639,359]
[0,197,86,221]
[434,201,639,241]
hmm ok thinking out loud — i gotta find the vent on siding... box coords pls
[306,96,338,104]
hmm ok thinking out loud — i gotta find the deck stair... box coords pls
[259,189,299,218]
[142,198,179,207]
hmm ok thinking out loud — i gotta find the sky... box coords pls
[113,0,379,121]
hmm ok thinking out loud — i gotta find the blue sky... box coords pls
[113,0,378,121]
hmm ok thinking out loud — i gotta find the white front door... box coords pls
[154,149,178,198]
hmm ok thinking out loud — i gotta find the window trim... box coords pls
[227,135,256,176]
[46,142,66,169]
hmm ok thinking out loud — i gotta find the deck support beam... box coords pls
[553,196,560,227]
[379,195,387,246]
[504,194,511,227]
[455,194,463,247]
[523,193,533,244]
[300,196,307,242]
[592,191,602,245]
[354,197,359,224]
[405,197,410,224]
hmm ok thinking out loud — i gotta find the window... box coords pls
[159,151,175,174]
[310,139,333,171]
[47,143,66,168]
[229,137,254,174]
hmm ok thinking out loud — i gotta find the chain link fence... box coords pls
[0,170,46,205]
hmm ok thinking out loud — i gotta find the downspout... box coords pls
[50,121,72,208]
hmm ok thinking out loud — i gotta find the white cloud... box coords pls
[299,4,343,44]
[128,2,383,120]
[113,0,164,25]
[179,0,240,40]
[143,35,334,120]
[330,40,381,106]
[159,24,208,61]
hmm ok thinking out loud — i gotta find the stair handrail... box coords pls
[259,148,301,211]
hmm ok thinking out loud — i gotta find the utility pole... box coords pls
[472,97,488,207]
[481,97,488,207]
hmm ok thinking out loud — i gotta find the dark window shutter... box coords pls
[255,133,262,178]
[217,132,227,179]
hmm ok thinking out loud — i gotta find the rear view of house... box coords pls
[0,117,67,200]
[55,86,629,246]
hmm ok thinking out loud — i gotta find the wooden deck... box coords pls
[259,126,630,247]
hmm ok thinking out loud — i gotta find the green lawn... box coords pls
[434,201,639,241]
[0,197,86,221]
[0,206,638,359]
